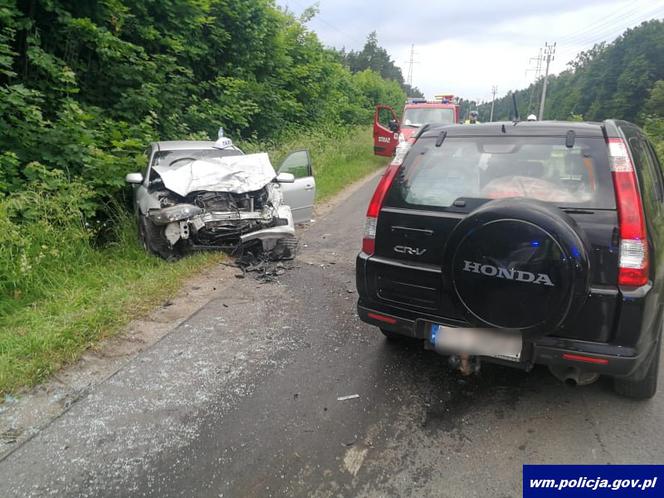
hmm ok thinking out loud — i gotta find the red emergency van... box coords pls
[373,95,460,156]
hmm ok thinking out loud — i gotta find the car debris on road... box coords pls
[234,249,296,284]
[337,394,360,401]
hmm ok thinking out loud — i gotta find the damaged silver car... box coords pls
[125,137,315,260]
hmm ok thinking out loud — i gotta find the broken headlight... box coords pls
[148,204,203,225]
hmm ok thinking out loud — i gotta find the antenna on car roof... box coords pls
[511,94,520,124]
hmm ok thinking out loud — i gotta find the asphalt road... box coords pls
[2,174,664,497]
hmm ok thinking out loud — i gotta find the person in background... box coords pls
[465,110,480,124]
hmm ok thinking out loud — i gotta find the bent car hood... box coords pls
[153,153,277,196]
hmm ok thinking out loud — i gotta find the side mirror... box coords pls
[276,172,295,184]
[388,119,399,132]
[125,172,144,184]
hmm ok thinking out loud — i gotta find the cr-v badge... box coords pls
[394,245,427,256]
[462,260,554,286]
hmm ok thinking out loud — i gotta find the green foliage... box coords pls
[352,69,406,117]
[645,80,664,117]
[477,20,664,124]
[644,117,664,161]
[0,0,403,208]
[339,31,423,98]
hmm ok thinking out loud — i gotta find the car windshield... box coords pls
[402,108,455,128]
[153,148,243,169]
[392,136,615,209]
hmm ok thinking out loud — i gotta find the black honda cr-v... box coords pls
[356,120,664,399]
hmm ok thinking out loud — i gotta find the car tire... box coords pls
[138,215,182,261]
[613,333,661,400]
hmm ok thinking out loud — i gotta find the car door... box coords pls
[373,104,399,157]
[135,145,154,216]
[278,150,316,224]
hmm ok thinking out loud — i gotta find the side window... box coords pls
[378,107,393,128]
[278,150,312,179]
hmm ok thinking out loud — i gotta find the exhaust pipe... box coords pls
[549,365,600,386]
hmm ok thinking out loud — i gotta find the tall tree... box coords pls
[343,32,424,97]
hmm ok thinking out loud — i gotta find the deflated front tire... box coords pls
[139,214,183,261]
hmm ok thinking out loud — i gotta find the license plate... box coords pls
[430,324,523,362]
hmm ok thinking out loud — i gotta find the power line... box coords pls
[558,6,664,48]
[555,1,643,42]
[405,44,419,87]
[538,42,556,121]
[283,0,366,48]
[490,85,498,122]
[555,8,664,68]
[525,48,543,79]
[525,48,543,114]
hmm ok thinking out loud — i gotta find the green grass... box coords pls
[278,126,388,201]
[0,221,224,394]
[0,126,385,396]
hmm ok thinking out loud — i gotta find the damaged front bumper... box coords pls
[147,204,295,251]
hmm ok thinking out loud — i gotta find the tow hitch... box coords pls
[424,336,481,376]
[426,323,523,375]
[449,354,481,376]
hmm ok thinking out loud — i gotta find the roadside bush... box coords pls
[0,2,405,215]
[0,165,95,316]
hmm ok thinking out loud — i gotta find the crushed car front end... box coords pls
[147,183,296,256]
[131,145,301,260]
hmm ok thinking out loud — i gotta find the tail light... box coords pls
[608,138,649,287]
[362,164,399,255]
[362,145,411,255]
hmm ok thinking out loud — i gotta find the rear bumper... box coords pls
[357,302,645,378]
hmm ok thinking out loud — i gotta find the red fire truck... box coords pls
[372,95,460,156]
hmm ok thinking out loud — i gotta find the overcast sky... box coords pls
[278,0,664,102]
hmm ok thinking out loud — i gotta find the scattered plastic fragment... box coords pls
[337,394,360,401]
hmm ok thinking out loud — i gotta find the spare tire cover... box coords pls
[443,198,590,339]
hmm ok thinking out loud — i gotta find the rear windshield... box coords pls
[389,136,615,210]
